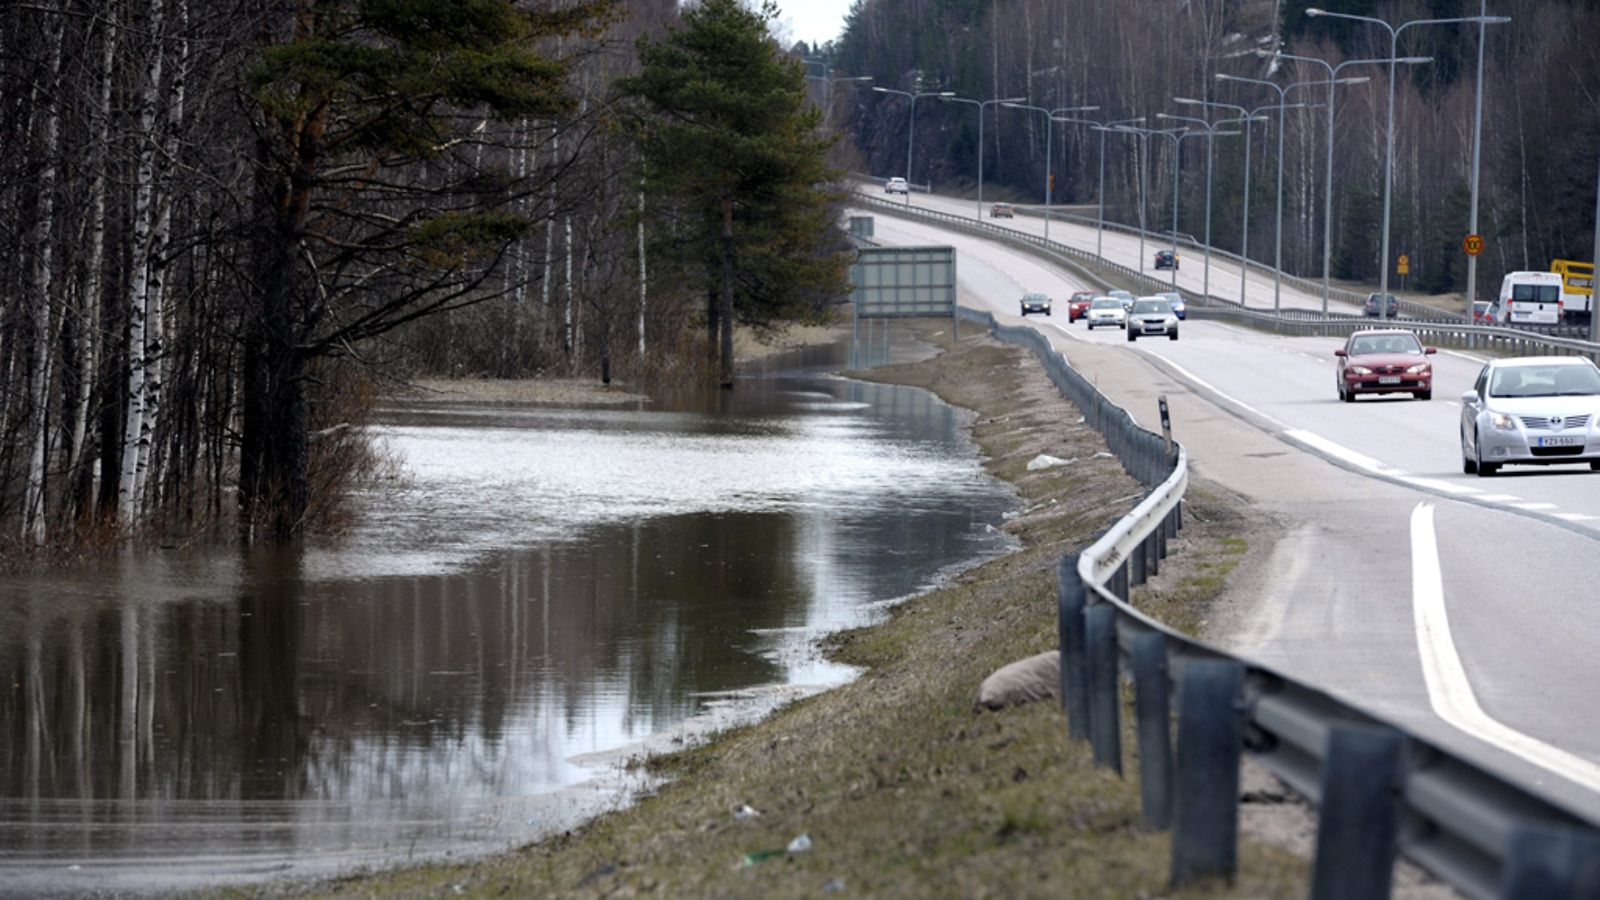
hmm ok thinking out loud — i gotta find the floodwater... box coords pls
[0,341,1016,895]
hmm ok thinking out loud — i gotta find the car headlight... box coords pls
[1405,363,1431,375]
[1490,412,1517,431]
[1347,365,1373,375]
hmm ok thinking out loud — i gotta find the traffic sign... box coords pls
[1463,234,1484,256]
[1397,254,1410,275]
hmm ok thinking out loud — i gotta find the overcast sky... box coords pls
[769,0,852,49]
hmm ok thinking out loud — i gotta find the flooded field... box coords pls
[0,345,1016,894]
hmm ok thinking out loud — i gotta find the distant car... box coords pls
[1067,291,1095,322]
[1108,289,1136,312]
[1154,249,1179,270]
[1472,300,1492,323]
[1019,292,1052,317]
[1363,292,1398,318]
[1460,356,1600,476]
[1084,297,1127,330]
[885,177,909,194]
[1156,290,1186,320]
[1127,298,1179,341]
[990,203,1014,218]
[1334,329,1435,402]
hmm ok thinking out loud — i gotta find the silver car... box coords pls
[1127,298,1179,342]
[1084,297,1126,330]
[1460,357,1600,476]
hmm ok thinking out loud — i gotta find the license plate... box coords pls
[1538,436,1582,447]
[1378,376,1401,385]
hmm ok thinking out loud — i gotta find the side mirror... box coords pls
[1425,347,1437,355]
[1333,349,1347,358]
[1460,391,1477,404]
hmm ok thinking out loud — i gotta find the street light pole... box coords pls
[1091,117,1145,261]
[873,86,956,198]
[805,73,871,121]
[1002,103,1098,243]
[1592,151,1600,344]
[1306,8,1509,305]
[1178,99,1268,306]
[940,94,1026,218]
[1156,114,1244,302]
[1143,127,1207,290]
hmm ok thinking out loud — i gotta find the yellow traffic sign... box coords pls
[1463,234,1484,256]
[1397,254,1410,275]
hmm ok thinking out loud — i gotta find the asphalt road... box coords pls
[863,209,1600,818]
[866,182,1367,316]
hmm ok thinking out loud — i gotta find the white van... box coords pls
[1493,271,1562,325]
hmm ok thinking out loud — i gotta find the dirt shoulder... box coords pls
[273,320,1308,898]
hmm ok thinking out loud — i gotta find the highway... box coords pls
[865,181,1368,315]
[859,208,1600,817]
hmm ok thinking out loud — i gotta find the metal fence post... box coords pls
[1131,535,1148,585]
[1498,826,1600,899]
[1131,632,1172,830]
[1085,603,1122,774]
[1310,726,1404,900]
[1171,659,1244,888]
[1057,554,1089,741]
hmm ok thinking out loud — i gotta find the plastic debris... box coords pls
[732,803,761,820]
[741,832,813,866]
[786,833,812,853]
[1026,454,1073,471]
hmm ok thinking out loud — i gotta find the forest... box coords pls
[0,0,845,559]
[824,0,1600,298]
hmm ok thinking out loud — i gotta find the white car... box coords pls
[885,177,909,194]
[1126,298,1179,342]
[1084,297,1126,330]
[1460,356,1600,476]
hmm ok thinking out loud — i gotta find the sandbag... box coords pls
[975,651,1060,711]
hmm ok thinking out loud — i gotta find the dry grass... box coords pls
[251,320,1307,899]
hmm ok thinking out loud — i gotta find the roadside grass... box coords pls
[251,321,1307,898]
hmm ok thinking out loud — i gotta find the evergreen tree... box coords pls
[620,0,847,388]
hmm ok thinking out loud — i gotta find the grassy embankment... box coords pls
[268,320,1305,898]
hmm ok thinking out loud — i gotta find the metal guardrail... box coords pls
[960,307,1600,898]
[856,192,1600,365]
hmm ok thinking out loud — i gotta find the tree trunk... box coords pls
[719,196,735,389]
[22,10,66,543]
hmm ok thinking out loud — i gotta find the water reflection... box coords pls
[0,359,1014,893]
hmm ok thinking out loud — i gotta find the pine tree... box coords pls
[620,0,847,388]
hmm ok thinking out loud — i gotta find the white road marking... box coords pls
[1127,350,1286,428]
[1411,503,1600,794]
[1400,477,1480,495]
[1555,513,1599,522]
[1283,429,1395,475]
[1513,502,1560,511]
[1473,494,1521,502]
[1442,349,1490,364]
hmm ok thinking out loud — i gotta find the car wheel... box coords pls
[1168,328,1178,341]
[1340,382,1354,402]
[1417,389,1432,401]
[1590,462,1600,471]
[1475,428,1498,476]
[1086,323,1094,331]
[1127,331,1137,342]
[1462,426,1478,474]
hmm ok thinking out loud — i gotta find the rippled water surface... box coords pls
[0,347,1016,894]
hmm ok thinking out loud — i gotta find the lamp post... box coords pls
[1089,117,1145,261]
[1154,114,1243,302]
[1266,51,1426,318]
[874,86,955,197]
[805,73,871,124]
[939,94,1027,218]
[1141,126,1210,289]
[1305,7,1510,305]
[1001,102,1099,243]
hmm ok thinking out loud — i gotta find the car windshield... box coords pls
[1347,334,1421,356]
[1024,293,1047,302]
[1511,284,1558,302]
[1109,290,1133,300]
[1091,299,1121,309]
[1132,300,1167,314]
[1490,364,1600,398]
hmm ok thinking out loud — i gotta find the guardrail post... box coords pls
[1171,659,1244,888]
[1085,603,1122,775]
[1131,632,1172,830]
[1310,726,1404,900]
[1131,535,1148,585]
[1157,517,1169,561]
[1498,826,1600,899]
[1057,554,1090,741]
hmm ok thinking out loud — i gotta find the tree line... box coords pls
[0,0,845,559]
[826,0,1599,298]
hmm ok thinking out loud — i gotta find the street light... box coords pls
[804,74,871,121]
[1137,125,1210,290]
[1109,124,1186,284]
[1089,117,1145,260]
[1001,102,1099,243]
[1305,7,1510,304]
[1265,50,1427,317]
[873,86,956,198]
[1156,113,1244,301]
[939,94,1027,218]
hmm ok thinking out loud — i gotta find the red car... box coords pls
[1334,329,1437,402]
[1067,291,1095,322]
[1472,300,1491,323]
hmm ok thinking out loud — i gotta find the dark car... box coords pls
[1067,291,1095,322]
[1334,329,1436,402]
[1364,292,1399,318]
[1154,249,1178,270]
[1020,292,1052,316]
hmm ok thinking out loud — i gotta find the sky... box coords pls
[769,0,853,50]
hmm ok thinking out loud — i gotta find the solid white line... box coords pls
[1512,502,1560,511]
[1473,494,1522,502]
[1411,503,1600,794]
[1400,477,1480,495]
[1132,350,1286,428]
[1555,513,1598,522]
[1283,429,1395,475]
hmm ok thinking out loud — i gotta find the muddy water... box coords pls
[0,344,1015,895]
